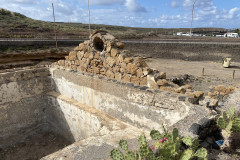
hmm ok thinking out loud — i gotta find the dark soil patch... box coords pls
[0,131,71,160]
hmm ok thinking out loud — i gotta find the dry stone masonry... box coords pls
[54,30,150,86]
[53,30,195,94]
[53,30,235,107]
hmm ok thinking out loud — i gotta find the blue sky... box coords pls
[0,0,240,28]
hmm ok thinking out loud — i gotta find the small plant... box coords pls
[217,107,240,149]
[110,126,207,160]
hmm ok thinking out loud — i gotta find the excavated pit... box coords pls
[0,67,102,160]
[0,32,223,159]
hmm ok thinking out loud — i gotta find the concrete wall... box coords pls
[50,68,212,137]
[45,93,102,143]
[0,67,53,147]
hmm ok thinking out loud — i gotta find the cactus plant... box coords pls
[182,136,192,146]
[138,133,147,146]
[110,127,207,160]
[125,151,136,160]
[150,130,162,140]
[119,140,128,152]
[217,106,240,150]
[111,149,124,160]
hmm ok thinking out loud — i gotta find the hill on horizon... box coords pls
[0,8,229,39]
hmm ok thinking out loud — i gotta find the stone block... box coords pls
[77,51,85,60]
[147,74,159,89]
[79,43,87,51]
[58,60,65,66]
[100,68,106,75]
[94,52,100,59]
[131,76,140,86]
[159,72,166,79]
[106,70,115,79]
[116,42,125,49]
[160,86,176,92]
[124,57,133,63]
[75,60,81,66]
[77,66,86,72]
[157,79,168,86]
[123,74,131,83]
[113,65,120,73]
[74,46,81,51]
[69,51,77,60]
[176,87,186,94]
[106,57,115,67]
[93,67,100,74]
[111,48,120,57]
[126,63,138,75]
[143,67,153,76]
[140,77,147,86]
[134,57,148,67]
[115,72,122,81]
[193,91,204,98]
[136,68,143,78]
[84,52,90,58]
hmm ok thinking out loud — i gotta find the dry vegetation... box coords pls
[0,8,231,40]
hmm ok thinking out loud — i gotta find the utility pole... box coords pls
[88,0,91,36]
[52,3,58,48]
[190,0,197,37]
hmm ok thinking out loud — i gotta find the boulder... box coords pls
[193,91,204,98]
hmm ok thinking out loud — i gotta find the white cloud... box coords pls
[171,0,180,8]
[90,0,124,6]
[125,0,147,12]
[4,0,37,4]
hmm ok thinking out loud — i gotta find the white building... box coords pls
[224,33,239,38]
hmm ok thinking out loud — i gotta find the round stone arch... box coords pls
[92,36,104,52]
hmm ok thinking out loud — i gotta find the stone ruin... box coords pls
[53,30,235,106]
[1,30,239,159]
[53,31,188,92]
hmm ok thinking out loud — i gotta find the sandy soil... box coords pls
[146,58,240,92]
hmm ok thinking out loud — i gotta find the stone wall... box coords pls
[52,31,214,105]
[54,30,151,86]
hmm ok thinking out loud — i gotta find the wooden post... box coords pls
[190,0,197,37]
[88,0,91,36]
[52,3,57,48]
[233,70,235,79]
[202,67,204,76]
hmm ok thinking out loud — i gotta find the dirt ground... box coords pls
[146,58,240,93]
[0,131,71,160]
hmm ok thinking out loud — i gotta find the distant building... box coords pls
[224,33,239,38]
[216,35,225,37]
[177,32,183,36]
